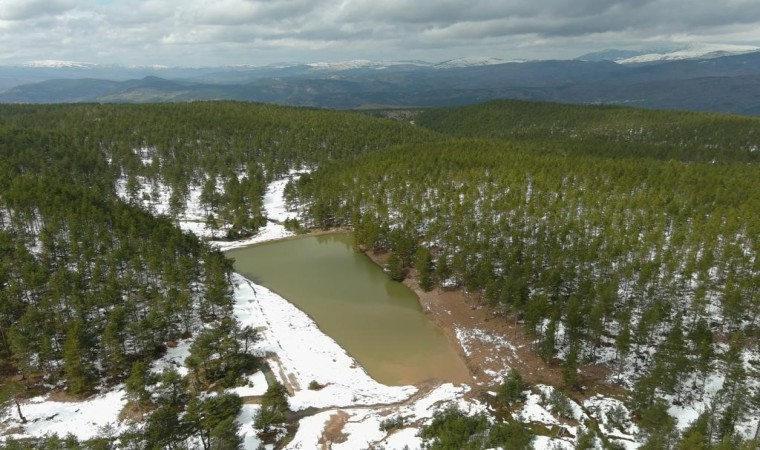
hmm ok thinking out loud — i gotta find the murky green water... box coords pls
[226,233,470,385]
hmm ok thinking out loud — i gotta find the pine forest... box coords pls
[1,100,759,448]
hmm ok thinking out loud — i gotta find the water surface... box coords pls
[226,233,470,385]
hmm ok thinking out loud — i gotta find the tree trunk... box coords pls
[15,399,26,424]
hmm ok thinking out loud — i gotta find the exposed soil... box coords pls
[318,410,349,448]
[47,389,92,402]
[364,249,625,402]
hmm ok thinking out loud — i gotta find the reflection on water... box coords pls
[225,233,471,385]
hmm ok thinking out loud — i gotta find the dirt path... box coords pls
[287,380,440,421]
[277,381,442,448]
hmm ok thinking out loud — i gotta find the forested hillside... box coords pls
[2,102,438,238]
[291,102,760,447]
[0,102,436,447]
[415,100,760,163]
[2,100,759,447]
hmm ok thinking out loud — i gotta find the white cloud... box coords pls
[0,0,76,21]
[0,0,759,66]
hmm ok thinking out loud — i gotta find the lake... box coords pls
[225,233,471,385]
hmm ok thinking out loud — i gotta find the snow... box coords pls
[3,388,127,441]
[232,273,417,410]
[307,59,380,70]
[455,326,517,382]
[403,383,481,419]
[212,173,304,251]
[285,383,480,449]
[5,168,694,448]
[583,394,639,442]
[616,43,760,64]
[306,59,430,71]
[150,338,193,376]
[533,436,574,450]
[515,390,561,425]
[236,405,266,449]
[333,410,386,449]
[22,59,97,68]
[228,371,269,398]
[434,56,519,68]
[114,167,307,244]
[383,428,422,448]
[287,410,334,448]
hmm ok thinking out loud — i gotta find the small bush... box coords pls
[379,415,406,432]
[548,388,574,419]
[308,380,325,390]
[497,369,526,406]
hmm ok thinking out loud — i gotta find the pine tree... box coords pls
[414,246,433,291]
[386,253,405,282]
[253,382,290,434]
[125,361,152,412]
[0,379,27,424]
[62,319,94,395]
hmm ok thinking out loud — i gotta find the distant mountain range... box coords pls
[3,46,760,114]
[576,43,760,64]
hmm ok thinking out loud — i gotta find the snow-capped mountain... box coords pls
[305,59,431,71]
[23,59,98,69]
[434,57,517,69]
[616,43,760,64]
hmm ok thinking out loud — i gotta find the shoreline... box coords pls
[224,226,569,392]
[222,223,618,400]
[225,229,473,388]
[362,248,577,393]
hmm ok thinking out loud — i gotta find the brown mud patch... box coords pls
[365,249,624,401]
[319,410,349,448]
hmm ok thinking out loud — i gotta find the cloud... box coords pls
[0,0,76,21]
[0,0,759,65]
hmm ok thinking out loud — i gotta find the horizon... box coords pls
[6,42,760,70]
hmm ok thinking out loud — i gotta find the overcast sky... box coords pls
[2,0,760,66]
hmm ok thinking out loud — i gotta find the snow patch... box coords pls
[232,273,417,410]
[617,43,760,64]
[435,56,517,68]
[22,59,97,68]
[3,388,127,441]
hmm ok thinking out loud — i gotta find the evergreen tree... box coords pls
[62,318,94,395]
[385,253,405,282]
[125,361,152,412]
[414,246,433,291]
[253,382,290,434]
[497,369,526,407]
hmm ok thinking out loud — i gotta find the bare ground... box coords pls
[318,410,349,448]
[365,249,625,401]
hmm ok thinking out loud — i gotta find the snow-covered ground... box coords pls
[232,273,417,410]
[212,174,303,251]
[3,388,127,441]
[1,172,474,449]
[9,166,753,448]
[0,170,642,449]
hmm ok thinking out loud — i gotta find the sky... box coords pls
[1,0,760,66]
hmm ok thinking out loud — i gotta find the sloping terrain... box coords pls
[4,52,760,113]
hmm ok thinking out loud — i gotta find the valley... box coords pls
[0,100,758,449]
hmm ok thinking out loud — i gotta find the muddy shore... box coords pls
[362,248,625,403]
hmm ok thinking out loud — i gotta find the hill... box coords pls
[1,100,759,447]
[4,52,760,114]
